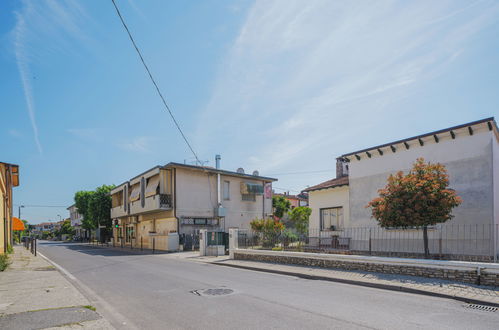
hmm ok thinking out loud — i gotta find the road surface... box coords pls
[38,241,498,330]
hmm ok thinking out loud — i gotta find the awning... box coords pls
[240,182,264,195]
[13,217,25,231]
[145,175,160,198]
[129,184,141,202]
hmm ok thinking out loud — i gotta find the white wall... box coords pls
[308,186,349,232]
[175,168,273,233]
[348,128,496,228]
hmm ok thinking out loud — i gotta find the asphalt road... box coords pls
[38,241,498,330]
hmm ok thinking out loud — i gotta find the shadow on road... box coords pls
[38,241,170,257]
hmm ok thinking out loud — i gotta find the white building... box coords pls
[305,117,499,259]
[67,204,85,238]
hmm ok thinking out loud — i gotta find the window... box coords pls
[242,194,256,202]
[320,207,344,231]
[129,183,141,202]
[223,181,230,200]
[194,218,207,225]
[145,175,160,198]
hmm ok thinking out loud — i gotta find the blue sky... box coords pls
[1,0,498,224]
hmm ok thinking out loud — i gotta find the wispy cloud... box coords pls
[119,137,155,153]
[195,0,499,184]
[12,0,91,154]
[8,129,22,138]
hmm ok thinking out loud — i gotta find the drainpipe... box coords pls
[216,155,221,207]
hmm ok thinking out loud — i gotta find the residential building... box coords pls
[305,117,499,257]
[67,204,86,238]
[110,159,277,251]
[274,192,309,209]
[0,162,19,254]
[32,222,58,236]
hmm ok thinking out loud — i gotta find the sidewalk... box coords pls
[0,245,113,329]
[206,258,499,306]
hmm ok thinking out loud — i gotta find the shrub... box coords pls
[281,229,298,247]
[250,218,285,248]
[0,254,10,271]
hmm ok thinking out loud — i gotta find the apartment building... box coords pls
[67,204,86,238]
[110,159,277,251]
[1,162,19,254]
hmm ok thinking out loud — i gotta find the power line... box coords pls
[110,0,202,166]
[14,204,67,208]
[266,169,333,176]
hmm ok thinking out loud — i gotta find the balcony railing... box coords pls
[159,194,172,208]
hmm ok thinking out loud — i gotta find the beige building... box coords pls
[305,118,499,258]
[67,204,86,238]
[110,161,277,251]
[1,162,19,254]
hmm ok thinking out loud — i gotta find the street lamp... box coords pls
[18,205,25,219]
[57,215,62,221]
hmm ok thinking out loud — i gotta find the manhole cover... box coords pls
[191,288,234,297]
[464,304,498,312]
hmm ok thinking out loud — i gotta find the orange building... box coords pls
[0,162,20,254]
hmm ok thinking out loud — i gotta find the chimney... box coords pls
[215,154,221,169]
[336,158,348,178]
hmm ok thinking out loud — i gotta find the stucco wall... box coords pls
[349,130,495,228]
[308,186,350,231]
[175,168,273,233]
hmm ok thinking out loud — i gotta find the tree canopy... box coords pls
[74,184,115,230]
[288,206,311,236]
[367,158,461,257]
[272,195,291,219]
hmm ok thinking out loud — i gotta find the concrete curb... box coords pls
[211,261,499,308]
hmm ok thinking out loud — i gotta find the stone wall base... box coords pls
[234,251,499,287]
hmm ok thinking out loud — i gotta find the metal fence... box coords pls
[238,224,499,262]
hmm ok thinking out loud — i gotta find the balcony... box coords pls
[129,194,172,215]
[111,204,127,219]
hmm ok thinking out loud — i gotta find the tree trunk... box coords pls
[423,225,430,259]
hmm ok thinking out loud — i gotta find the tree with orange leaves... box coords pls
[367,158,462,258]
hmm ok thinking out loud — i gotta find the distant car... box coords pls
[21,236,29,242]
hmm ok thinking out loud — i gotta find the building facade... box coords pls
[305,118,499,258]
[110,161,277,251]
[0,162,19,254]
[67,204,86,238]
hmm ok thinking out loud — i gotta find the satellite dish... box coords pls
[237,168,245,174]
[252,170,259,176]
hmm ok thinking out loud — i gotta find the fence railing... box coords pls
[238,224,499,263]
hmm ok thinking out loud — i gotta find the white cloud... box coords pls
[119,137,155,153]
[195,0,499,188]
[12,0,91,154]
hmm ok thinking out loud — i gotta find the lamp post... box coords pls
[18,205,25,219]
[57,215,61,221]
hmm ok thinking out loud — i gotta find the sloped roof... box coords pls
[303,176,349,192]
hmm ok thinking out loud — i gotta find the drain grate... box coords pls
[465,304,498,312]
[191,288,234,297]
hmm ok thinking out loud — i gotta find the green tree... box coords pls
[59,219,75,236]
[272,195,291,219]
[289,206,312,236]
[75,190,95,230]
[74,185,115,234]
[367,158,462,258]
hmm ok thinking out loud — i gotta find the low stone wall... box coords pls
[234,250,499,286]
